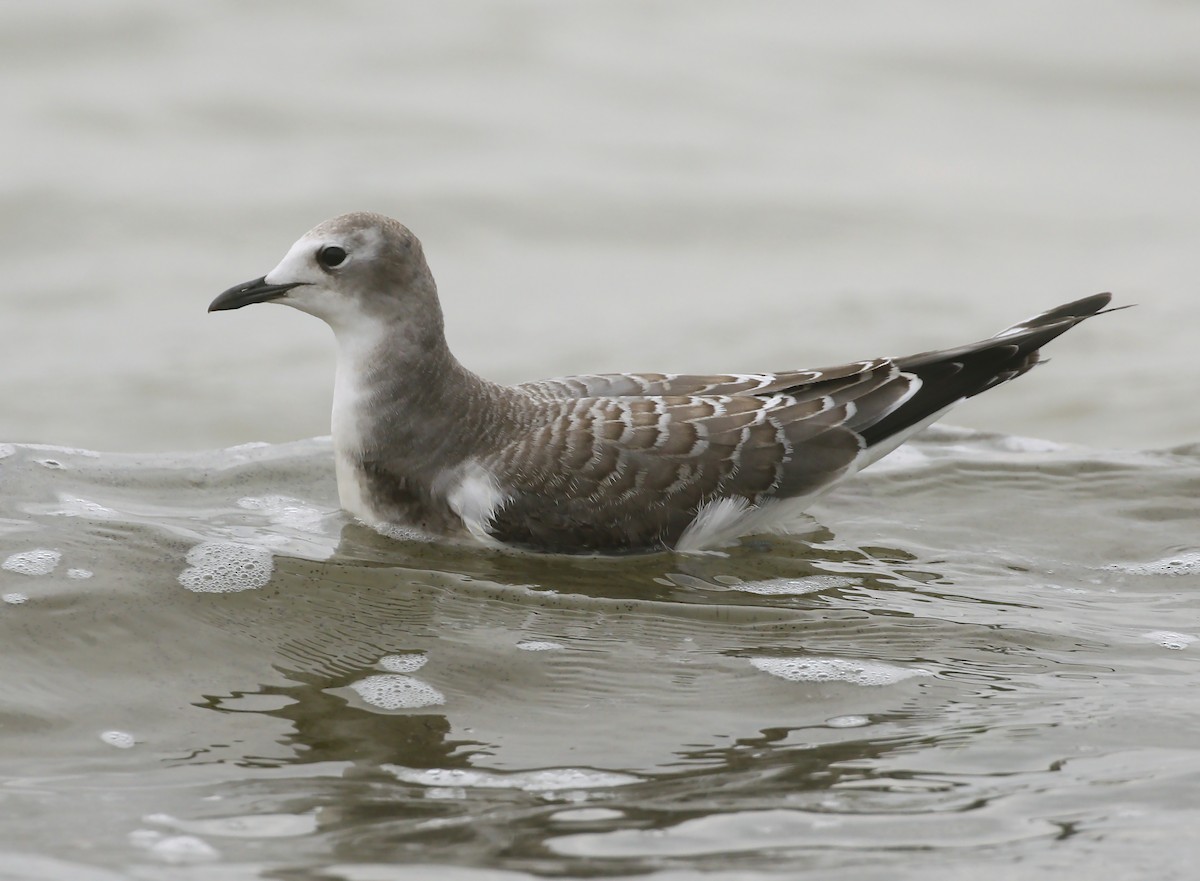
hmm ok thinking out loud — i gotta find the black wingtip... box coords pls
[860,293,1122,449]
[1009,292,1113,331]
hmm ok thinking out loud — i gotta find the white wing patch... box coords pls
[445,462,507,545]
[676,494,821,553]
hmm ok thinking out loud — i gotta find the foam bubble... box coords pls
[3,593,29,605]
[999,435,1068,453]
[350,674,445,709]
[23,443,100,458]
[1108,552,1200,577]
[177,543,273,593]
[826,715,871,728]
[1142,631,1195,650]
[376,523,429,542]
[100,730,136,749]
[517,640,565,651]
[378,654,428,673]
[2,549,62,576]
[67,568,93,580]
[551,808,626,822]
[237,495,326,533]
[146,810,317,838]
[1041,583,1088,595]
[869,444,928,472]
[48,496,118,519]
[749,656,931,686]
[128,829,162,849]
[385,765,640,792]
[736,576,856,595]
[141,840,219,864]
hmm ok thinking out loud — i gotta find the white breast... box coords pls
[331,327,385,524]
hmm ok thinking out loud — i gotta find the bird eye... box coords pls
[317,245,347,270]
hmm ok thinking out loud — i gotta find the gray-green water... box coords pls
[3,1,1200,878]
[2,429,1199,879]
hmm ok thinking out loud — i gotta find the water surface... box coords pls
[2,2,1199,878]
[2,428,1199,878]
[2,0,1198,451]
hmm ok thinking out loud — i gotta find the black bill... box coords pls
[208,277,308,312]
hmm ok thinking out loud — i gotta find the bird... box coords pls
[209,211,1115,555]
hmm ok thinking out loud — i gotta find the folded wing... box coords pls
[493,293,1113,552]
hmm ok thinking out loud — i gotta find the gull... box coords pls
[210,212,1115,555]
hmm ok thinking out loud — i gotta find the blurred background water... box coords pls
[2,0,1198,451]
[2,2,1199,879]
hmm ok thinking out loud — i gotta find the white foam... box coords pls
[22,443,100,458]
[67,568,93,580]
[376,522,431,542]
[1041,583,1088,595]
[867,443,928,472]
[237,495,326,533]
[100,730,136,749]
[378,654,428,673]
[177,543,273,593]
[385,765,640,792]
[129,832,219,864]
[735,575,856,595]
[998,434,1068,453]
[826,715,871,728]
[551,808,626,822]
[749,656,931,686]
[517,640,565,651]
[128,829,161,848]
[3,593,29,605]
[1142,630,1195,650]
[146,810,317,838]
[47,496,118,519]
[350,674,445,709]
[2,548,62,576]
[0,443,14,459]
[1107,552,1200,576]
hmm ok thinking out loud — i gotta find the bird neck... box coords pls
[330,322,515,477]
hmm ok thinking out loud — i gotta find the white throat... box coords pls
[330,323,388,521]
